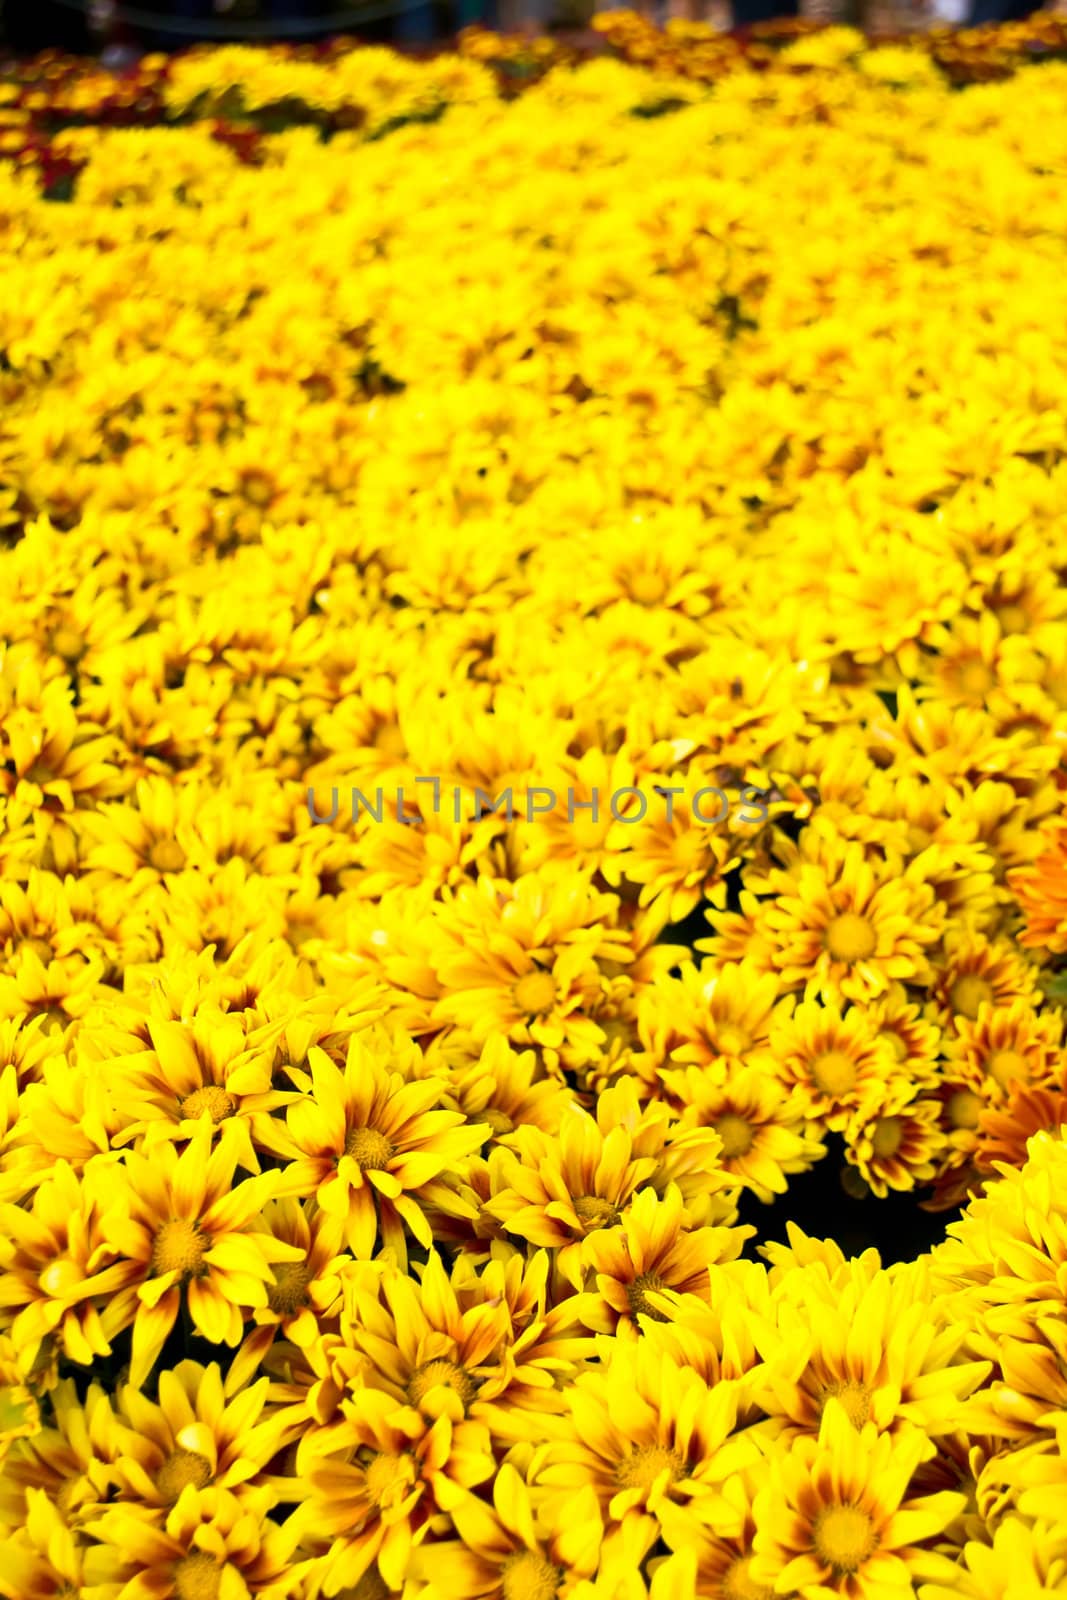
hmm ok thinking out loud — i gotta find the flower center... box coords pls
[629,570,667,605]
[956,659,994,696]
[818,1379,872,1429]
[813,1503,879,1575]
[156,1448,214,1504]
[344,1127,394,1170]
[482,1106,514,1136]
[824,913,878,963]
[713,1112,755,1159]
[614,1444,685,1492]
[988,1049,1028,1092]
[946,1089,983,1129]
[50,627,85,662]
[812,1051,858,1097]
[179,1086,235,1125]
[949,974,995,1019]
[267,1260,313,1315]
[995,603,1028,635]
[500,1550,562,1600]
[363,1450,416,1508]
[870,1117,903,1159]
[151,1219,206,1279]
[715,1023,752,1057]
[238,468,276,507]
[572,1195,620,1230]
[406,1359,477,1412]
[148,838,187,873]
[625,1270,670,1322]
[173,1552,223,1600]
[513,970,558,1017]
[722,1556,775,1600]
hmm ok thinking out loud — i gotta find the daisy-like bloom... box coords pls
[928,929,1039,1027]
[0,1157,137,1375]
[637,1264,767,1396]
[748,1401,966,1599]
[0,1375,120,1533]
[931,1131,1067,1353]
[663,1065,824,1203]
[697,890,779,976]
[292,1384,495,1595]
[0,1490,113,1600]
[942,996,1064,1105]
[599,770,744,924]
[917,1514,1067,1600]
[76,773,204,887]
[229,1198,351,1390]
[575,1183,750,1338]
[432,1034,572,1147]
[446,1246,594,1437]
[597,1078,740,1228]
[93,1119,303,1388]
[482,1101,660,1290]
[104,1358,299,1516]
[324,1251,515,1427]
[1009,817,1067,955]
[0,946,111,1043]
[275,1037,486,1268]
[0,1014,61,1091]
[519,747,640,881]
[861,986,941,1090]
[0,657,122,839]
[747,1257,991,1445]
[106,1011,299,1174]
[655,1467,775,1600]
[969,1085,1067,1188]
[742,834,946,1004]
[430,870,634,1073]
[843,1094,947,1199]
[769,1000,900,1135]
[85,1483,299,1599]
[406,1460,602,1600]
[533,1341,763,1559]
[640,959,783,1082]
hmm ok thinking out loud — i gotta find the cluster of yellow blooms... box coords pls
[2,25,1067,1600]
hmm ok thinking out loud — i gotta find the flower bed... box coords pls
[1,22,1067,1600]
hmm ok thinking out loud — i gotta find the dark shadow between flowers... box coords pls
[735,1137,961,1267]
[659,892,963,1268]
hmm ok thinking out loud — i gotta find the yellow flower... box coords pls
[409,1461,601,1598]
[769,999,899,1134]
[730,835,947,1004]
[576,1183,750,1337]
[1009,817,1067,956]
[430,870,636,1073]
[95,1120,301,1387]
[749,1402,966,1598]
[276,1037,486,1268]
[843,1094,947,1198]
[918,1514,1067,1600]
[482,1101,659,1291]
[943,996,1063,1106]
[84,1483,298,1599]
[534,1341,762,1553]
[664,1064,823,1202]
[748,1256,990,1443]
[293,1386,495,1594]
